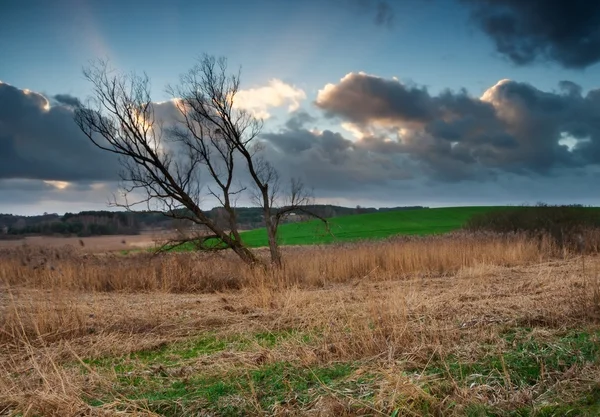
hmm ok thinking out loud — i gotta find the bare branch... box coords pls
[76,54,326,268]
[75,58,261,266]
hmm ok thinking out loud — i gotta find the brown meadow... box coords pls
[0,231,168,253]
[1,232,600,416]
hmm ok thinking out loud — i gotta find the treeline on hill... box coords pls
[465,203,600,250]
[0,211,146,238]
[0,205,427,238]
[201,205,426,230]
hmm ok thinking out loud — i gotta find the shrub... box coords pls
[465,204,600,251]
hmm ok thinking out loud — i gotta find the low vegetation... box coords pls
[466,205,600,251]
[2,230,600,416]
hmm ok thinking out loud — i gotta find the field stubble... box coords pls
[0,231,169,253]
[1,232,600,416]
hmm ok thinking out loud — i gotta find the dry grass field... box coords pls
[0,231,173,253]
[1,232,600,416]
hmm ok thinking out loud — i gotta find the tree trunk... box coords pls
[265,219,282,267]
[217,231,261,266]
[185,201,260,266]
[231,241,261,266]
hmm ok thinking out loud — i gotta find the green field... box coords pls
[236,206,505,248]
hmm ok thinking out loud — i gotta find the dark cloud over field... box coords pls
[3,72,600,213]
[0,81,120,182]
[0,178,120,215]
[360,0,394,27]
[52,94,82,108]
[316,72,600,180]
[262,125,414,192]
[462,0,600,68]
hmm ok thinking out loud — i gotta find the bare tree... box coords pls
[74,59,260,265]
[169,55,328,266]
[75,55,326,267]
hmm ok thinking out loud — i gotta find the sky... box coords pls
[1,0,600,215]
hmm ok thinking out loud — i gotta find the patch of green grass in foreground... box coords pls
[134,361,360,416]
[427,329,600,416]
[431,330,600,387]
[83,329,300,372]
[520,386,600,416]
[464,385,600,417]
[82,328,600,415]
[168,206,507,251]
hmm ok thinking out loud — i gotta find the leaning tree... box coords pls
[75,54,325,267]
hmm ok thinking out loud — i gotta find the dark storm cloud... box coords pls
[264,128,353,157]
[0,178,123,214]
[461,0,600,69]
[316,73,435,124]
[53,94,82,108]
[261,118,414,192]
[316,73,600,179]
[5,73,600,213]
[284,110,317,131]
[0,82,120,182]
[354,0,394,27]
[558,81,583,97]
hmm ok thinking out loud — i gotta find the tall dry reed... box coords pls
[0,232,560,294]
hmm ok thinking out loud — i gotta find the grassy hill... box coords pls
[238,206,506,248]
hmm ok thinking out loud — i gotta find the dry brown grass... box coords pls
[1,232,600,416]
[0,231,169,253]
[0,232,557,293]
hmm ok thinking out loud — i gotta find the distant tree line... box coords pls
[2,211,142,237]
[0,205,428,237]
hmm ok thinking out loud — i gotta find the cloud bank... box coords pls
[2,71,600,213]
[0,81,120,182]
[315,72,600,181]
[462,0,600,69]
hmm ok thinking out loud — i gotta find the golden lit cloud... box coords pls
[480,78,511,104]
[43,180,71,190]
[90,182,108,191]
[18,86,51,111]
[341,122,365,140]
[316,72,371,106]
[235,79,306,119]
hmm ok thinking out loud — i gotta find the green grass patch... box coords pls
[94,361,360,416]
[416,330,600,416]
[80,328,600,415]
[168,206,508,251]
[83,329,299,372]
[429,330,600,389]
[524,385,600,416]
[464,385,600,416]
[240,206,509,247]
